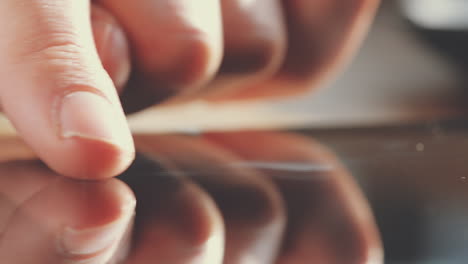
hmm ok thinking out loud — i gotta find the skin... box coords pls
[0,131,383,263]
[0,0,379,180]
[0,3,382,261]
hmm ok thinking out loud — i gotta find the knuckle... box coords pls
[24,33,85,64]
[13,32,103,88]
[141,34,218,87]
[4,31,111,97]
[13,30,95,71]
[15,25,78,55]
[222,40,284,76]
[176,37,217,85]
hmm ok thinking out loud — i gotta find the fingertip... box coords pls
[98,0,223,104]
[169,35,222,90]
[49,177,136,229]
[0,0,134,181]
[49,178,135,261]
[10,88,136,180]
[0,175,135,264]
[47,136,135,180]
[138,32,223,98]
[48,89,135,179]
[52,178,135,263]
[121,153,225,264]
[174,182,225,248]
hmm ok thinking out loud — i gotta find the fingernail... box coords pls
[93,21,130,90]
[58,91,133,151]
[108,25,131,90]
[59,203,135,256]
[93,21,113,62]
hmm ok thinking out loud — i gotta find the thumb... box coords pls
[0,1,134,179]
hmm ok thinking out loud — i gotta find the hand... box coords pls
[0,131,382,263]
[0,1,379,180]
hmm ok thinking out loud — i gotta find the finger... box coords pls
[200,0,287,99]
[91,4,131,92]
[135,135,286,264]
[118,153,225,264]
[221,0,379,101]
[0,0,135,179]
[97,0,224,112]
[0,162,136,264]
[205,132,384,264]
